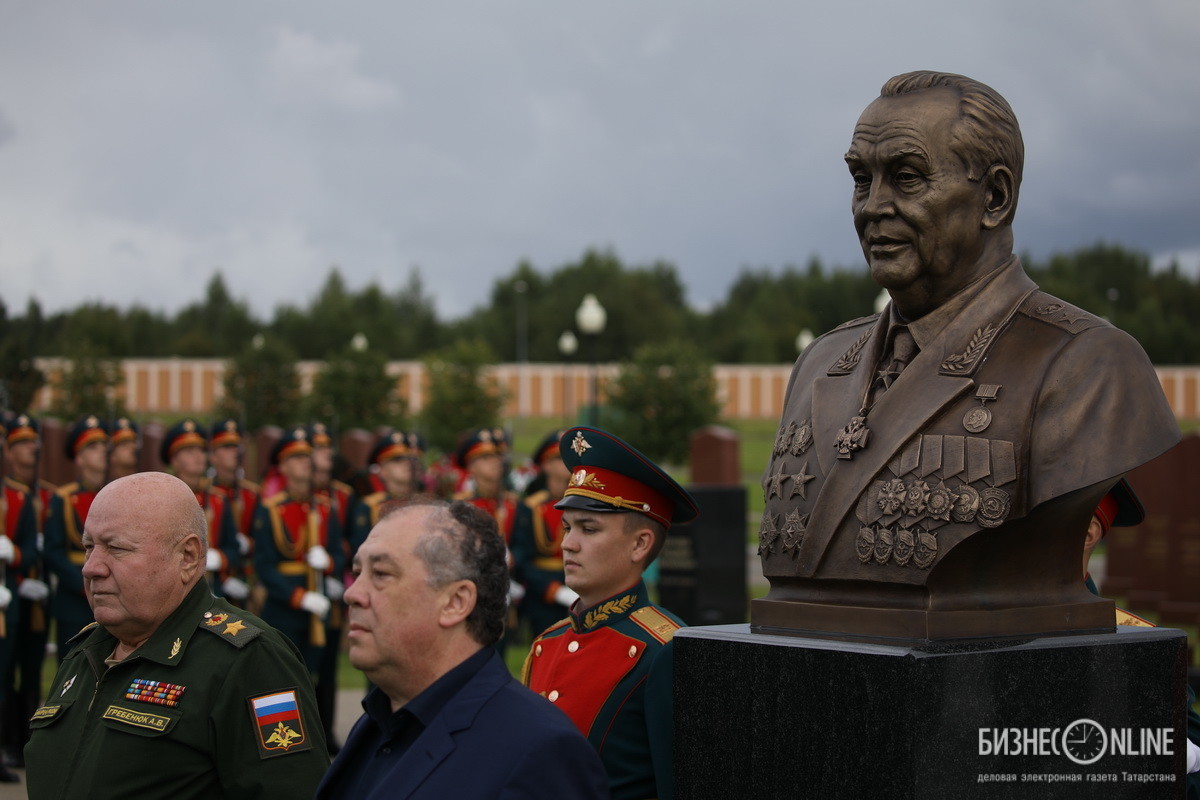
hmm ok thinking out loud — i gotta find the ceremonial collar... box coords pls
[569,581,648,632]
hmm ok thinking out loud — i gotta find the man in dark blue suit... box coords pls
[316,500,609,800]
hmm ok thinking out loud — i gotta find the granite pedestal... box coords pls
[674,625,1189,799]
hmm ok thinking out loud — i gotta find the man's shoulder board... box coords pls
[831,313,880,333]
[524,489,551,509]
[630,606,682,644]
[1019,291,1105,335]
[198,609,263,648]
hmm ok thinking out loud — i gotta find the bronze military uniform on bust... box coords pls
[752,71,1180,641]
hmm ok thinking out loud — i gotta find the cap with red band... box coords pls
[554,427,698,528]
[1093,478,1144,536]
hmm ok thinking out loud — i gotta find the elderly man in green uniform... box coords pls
[27,472,328,796]
[523,426,698,800]
[25,471,329,799]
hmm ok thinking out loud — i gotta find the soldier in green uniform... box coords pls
[522,426,698,800]
[24,470,329,799]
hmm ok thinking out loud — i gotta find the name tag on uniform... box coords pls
[102,704,173,732]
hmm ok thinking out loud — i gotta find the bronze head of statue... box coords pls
[752,71,1179,642]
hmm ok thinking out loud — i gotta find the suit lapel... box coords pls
[812,314,889,478]
[386,651,509,799]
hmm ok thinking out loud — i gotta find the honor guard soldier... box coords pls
[209,418,260,544]
[44,415,109,659]
[106,416,141,480]
[522,426,698,800]
[162,420,246,603]
[2,415,55,767]
[253,426,345,750]
[1079,480,1200,791]
[208,418,260,598]
[25,472,330,799]
[0,415,44,780]
[348,430,426,556]
[511,430,578,638]
[452,428,517,543]
[310,422,354,532]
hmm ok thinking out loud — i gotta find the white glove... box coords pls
[306,545,332,572]
[0,537,14,562]
[236,533,252,556]
[206,549,223,572]
[18,579,50,602]
[0,586,11,610]
[554,585,580,607]
[325,577,345,602]
[37,532,44,553]
[1187,738,1199,774]
[299,591,331,619]
[221,577,249,601]
[508,581,526,603]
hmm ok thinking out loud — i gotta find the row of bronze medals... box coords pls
[765,333,1004,569]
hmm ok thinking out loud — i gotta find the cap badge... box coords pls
[571,469,605,490]
[571,432,592,456]
[183,420,195,432]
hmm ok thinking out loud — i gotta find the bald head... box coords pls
[92,472,207,554]
[83,472,208,652]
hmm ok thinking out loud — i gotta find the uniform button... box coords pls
[548,690,560,702]
[628,646,637,658]
[535,645,542,656]
[567,641,579,653]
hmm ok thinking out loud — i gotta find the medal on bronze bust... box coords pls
[835,413,870,459]
[962,383,1001,434]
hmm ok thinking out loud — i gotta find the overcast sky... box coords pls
[1,1,1197,322]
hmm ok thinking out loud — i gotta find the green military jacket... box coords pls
[25,581,330,799]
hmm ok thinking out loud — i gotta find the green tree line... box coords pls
[3,242,1197,397]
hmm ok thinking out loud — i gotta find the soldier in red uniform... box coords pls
[348,430,425,556]
[208,418,259,602]
[310,422,354,533]
[452,428,517,543]
[522,426,698,800]
[511,429,577,638]
[105,416,140,480]
[44,415,109,660]
[0,414,48,779]
[253,426,345,753]
[162,419,246,603]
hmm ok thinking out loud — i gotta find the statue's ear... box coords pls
[981,164,1016,230]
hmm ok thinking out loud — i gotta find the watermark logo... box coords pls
[978,719,1174,765]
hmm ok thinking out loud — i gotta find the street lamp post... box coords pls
[575,294,606,427]
[515,280,529,363]
[557,330,578,424]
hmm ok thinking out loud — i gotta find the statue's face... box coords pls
[845,87,989,311]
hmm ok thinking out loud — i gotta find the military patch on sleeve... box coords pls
[249,689,313,759]
[630,606,682,644]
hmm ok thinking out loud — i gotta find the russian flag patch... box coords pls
[248,689,312,758]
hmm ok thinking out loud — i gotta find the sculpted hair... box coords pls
[407,500,508,647]
[880,70,1024,222]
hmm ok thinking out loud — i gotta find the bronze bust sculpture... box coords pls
[752,71,1180,641]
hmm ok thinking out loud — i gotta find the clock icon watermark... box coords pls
[1061,718,1107,765]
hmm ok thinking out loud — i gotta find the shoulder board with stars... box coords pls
[198,609,262,648]
[630,606,682,644]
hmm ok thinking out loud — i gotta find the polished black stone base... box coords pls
[674,625,1189,799]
